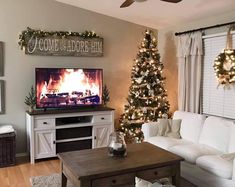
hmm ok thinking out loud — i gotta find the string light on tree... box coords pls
[119,30,170,142]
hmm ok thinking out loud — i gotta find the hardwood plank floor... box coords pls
[0,157,196,187]
[0,157,60,187]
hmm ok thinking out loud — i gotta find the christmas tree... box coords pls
[119,30,170,142]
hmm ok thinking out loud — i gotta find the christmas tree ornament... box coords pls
[135,77,143,84]
[149,89,154,96]
[143,107,147,113]
[131,113,136,119]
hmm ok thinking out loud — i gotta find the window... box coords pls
[202,31,235,119]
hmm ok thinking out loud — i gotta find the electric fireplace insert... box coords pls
[35,68,103,109]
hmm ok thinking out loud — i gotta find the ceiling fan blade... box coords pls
[160,0,182,3]
[120,0,135,8]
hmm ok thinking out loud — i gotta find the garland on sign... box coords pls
[18,27,100,50]
[213,49,235,85]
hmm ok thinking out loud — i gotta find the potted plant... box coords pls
[102,84,110,106]
[24,86,36,112]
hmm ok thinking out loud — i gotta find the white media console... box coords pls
[26,107,114,164]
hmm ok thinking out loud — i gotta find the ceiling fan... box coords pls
[120,0,182,8]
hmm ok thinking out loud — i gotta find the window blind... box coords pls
[202,32,235,119]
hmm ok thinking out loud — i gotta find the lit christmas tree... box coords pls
[119,30,170,142]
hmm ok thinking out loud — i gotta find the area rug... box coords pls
[30,173,175,187]
[30,173,74,187]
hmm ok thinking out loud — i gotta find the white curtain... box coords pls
[177,32,203,113]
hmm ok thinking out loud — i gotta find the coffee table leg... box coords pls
[61,172,67,187]
[172,162,181,187]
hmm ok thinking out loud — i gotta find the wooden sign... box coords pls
[25,36,103,57]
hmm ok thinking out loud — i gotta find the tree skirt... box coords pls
[30,173,175,187]
[30,173,73,187]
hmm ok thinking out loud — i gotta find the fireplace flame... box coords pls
[38,69,101,106]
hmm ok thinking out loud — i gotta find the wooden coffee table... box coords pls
[58,142,184,187]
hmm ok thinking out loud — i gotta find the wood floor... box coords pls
[0,157,196,187]
[0,157,60,187]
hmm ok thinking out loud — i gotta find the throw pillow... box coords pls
[166,119,182,139]
[156,119,169,136]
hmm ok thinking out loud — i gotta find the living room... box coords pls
[1,0,235,187]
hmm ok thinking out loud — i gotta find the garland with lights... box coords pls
[119,30,170,143]
[18,27,100,50]
[213,49,235,85]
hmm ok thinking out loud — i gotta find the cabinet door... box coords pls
[35,130,56,159]
[93,125,111,148]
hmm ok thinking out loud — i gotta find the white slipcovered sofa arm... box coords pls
[142,122,159,141]
[233,158,235,180]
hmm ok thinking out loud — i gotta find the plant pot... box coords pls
[28,106,34,113]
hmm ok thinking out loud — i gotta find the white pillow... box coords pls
[0,125,14,134]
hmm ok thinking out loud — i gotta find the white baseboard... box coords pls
[16,152,28,158]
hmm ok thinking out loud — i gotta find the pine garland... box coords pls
[18,27,100,50]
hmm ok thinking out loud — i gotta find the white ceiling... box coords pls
[55,0,235,29]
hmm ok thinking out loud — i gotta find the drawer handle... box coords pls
[43,122,48,125]
[101,117,105,120]
[154,171,158,175]
[112,179,116,184]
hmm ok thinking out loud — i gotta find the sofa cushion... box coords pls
[196,155,233,179]
[169,144,222,164]
[173,111,206,143]
[147,136,192,151]
[199,116,233,153]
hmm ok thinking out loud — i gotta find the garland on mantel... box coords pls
[18,27,100,50]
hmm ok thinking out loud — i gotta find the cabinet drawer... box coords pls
[34,118,55,129]
[136,166,174,181]
[92,173,135,187]
[93,115,112,123]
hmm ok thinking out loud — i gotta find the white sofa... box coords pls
[142,111,235,187]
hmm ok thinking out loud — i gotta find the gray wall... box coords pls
[0,0,152,153]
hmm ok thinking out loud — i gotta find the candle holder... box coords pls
[108,131,127,157]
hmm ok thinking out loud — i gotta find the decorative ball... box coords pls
[162,113,168,119]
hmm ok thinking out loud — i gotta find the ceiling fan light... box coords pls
[134,0,147,2]
[160,0,182,3]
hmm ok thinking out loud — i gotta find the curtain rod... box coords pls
[175,21,235,36]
